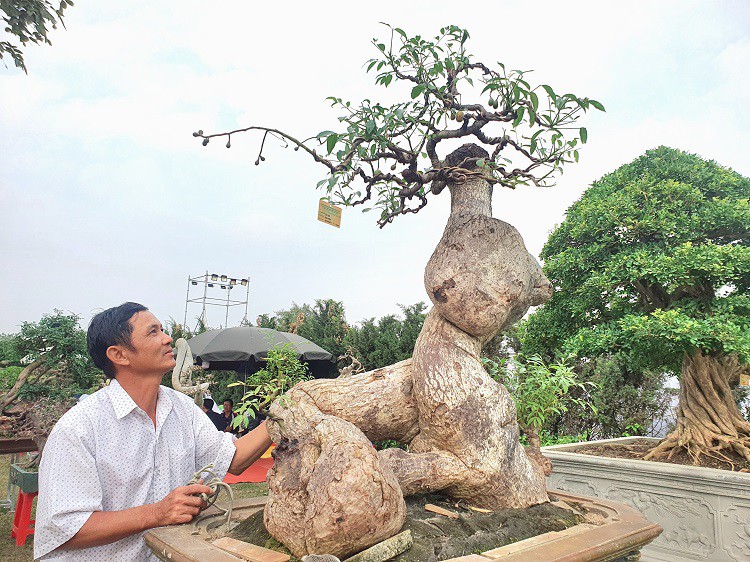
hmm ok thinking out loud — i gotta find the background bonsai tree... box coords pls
[0,310,101,459]
[195,24,603,559]
[524,146,750,466]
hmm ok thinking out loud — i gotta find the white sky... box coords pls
[1,0,748,333]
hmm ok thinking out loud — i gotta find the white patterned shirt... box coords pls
[35,379,237,561]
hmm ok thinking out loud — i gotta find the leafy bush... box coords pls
[0,366,23,391]
[483,354,597,439]
[558,354,674,439]
[229,344,311,430]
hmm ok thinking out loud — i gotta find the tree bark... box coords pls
[263,145,552,558]
[645,350,750,464]
[1,358,45,412]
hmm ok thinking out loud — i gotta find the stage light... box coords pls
[191,281,198,286]
[220,275,228,282]
[211,273,218,281]
[208,283,214,287]
[240,279,248,286]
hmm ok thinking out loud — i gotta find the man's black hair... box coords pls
[203,398,215,409]
[223,398,234,407]
[87,302,148,379]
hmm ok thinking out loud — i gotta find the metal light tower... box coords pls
[183,271,250,329]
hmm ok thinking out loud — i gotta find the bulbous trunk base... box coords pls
[265,398,406,560]
[263,171,552,557]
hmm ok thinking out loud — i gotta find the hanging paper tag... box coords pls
[318,198,342,228]
[740,374,750,387]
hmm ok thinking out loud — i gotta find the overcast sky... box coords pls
[1,0,748,334]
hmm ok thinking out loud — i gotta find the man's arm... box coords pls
[227,420,273,475]
[61,482,213,550]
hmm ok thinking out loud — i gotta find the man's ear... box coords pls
[106,345,130,368]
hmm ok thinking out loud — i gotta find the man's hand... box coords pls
[61,480,214,551]
[149,481,213,526]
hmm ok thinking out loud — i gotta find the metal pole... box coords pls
[200,269,208,328]
[225,285,231,327]
[244,278,250,325]
[183,275,191,326]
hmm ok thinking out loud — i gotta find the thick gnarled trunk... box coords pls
[263,148,553,558]
[646,350,750,464]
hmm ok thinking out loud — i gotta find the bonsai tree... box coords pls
[524,147,750,465]
[195,24,602,559]
[0,310,101,458]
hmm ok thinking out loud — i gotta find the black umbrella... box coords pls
[186,327,337,378]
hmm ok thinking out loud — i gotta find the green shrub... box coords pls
[0,366,22,391]
[483,354,597,439]
[229,344,311,430]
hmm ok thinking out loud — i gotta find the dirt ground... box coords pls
[574,440,750,472]
[230,492,583,562]
[0,453,268,562]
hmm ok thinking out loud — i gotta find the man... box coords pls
[202,397,228,431]
[34,302,273,560]
[221,399,236,433]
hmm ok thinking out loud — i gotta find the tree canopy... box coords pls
[343,302,427,371]
[255,298,428,371]
[1,310,101,414]
[196,24,603,227]
[0,0,71,72]
[256,298,349,360]
[524,146,749,374]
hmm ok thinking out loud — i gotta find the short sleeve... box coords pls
[192,403,236,479]
[35,422,103,559]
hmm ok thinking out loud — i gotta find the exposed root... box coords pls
[644,351,750,467]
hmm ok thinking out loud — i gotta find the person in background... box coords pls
[202,398,228,431]
[221,399,236,433]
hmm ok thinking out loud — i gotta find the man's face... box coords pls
[223,401,232,413]
[123,310,176,376]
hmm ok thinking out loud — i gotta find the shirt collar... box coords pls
[107,379,175,425]
[155,385,174,433]
[107,379,138,419]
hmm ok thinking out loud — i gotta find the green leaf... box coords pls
[411,84,426,99]
[530,91,539,112]
[326,133,338,154]
[542,84,556,100]
[513,107,525,127]
[580,127,588,144]
[590,99,606,112]
[530,130,542,153]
